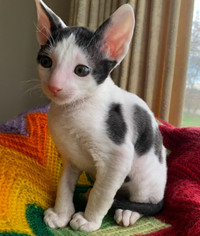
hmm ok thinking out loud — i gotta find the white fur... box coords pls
[39,36,167,232]
[35,3,167,233]
[39,37,167,229]
[44,73,167,232]
[38,35,97,106]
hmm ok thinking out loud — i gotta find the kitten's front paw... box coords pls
[44,208,74,229]
[114,209,141,227]
[70,212,101,232]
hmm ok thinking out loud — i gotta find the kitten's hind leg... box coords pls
[114,209,142,227]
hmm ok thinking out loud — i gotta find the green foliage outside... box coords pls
[182,9,200,128]
[182,112,200,127]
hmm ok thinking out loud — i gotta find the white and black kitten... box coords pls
[35,0,167,232]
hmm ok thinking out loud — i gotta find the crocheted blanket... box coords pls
[0,106,199,236]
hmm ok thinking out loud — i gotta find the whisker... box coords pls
[21,79,40,85]
[43,25,55,46]
[34,22,54,48]
[24,84,42,95]
[21,78,42,95]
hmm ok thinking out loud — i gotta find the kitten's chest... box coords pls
[47,102,106,170]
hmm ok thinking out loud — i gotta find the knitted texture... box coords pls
[3,105,196,235]
[144,121,200,236]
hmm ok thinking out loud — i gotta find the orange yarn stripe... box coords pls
[0,113,48,165]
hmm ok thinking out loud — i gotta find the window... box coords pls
[182,0,200,127]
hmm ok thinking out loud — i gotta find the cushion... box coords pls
[0,105,199,236]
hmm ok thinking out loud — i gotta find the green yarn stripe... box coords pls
[50,227,89,236]
[50,217,171,236]
[91,217,171,236]
[25,203,171,236]
[23,181,171,236]
[26,204,54,236]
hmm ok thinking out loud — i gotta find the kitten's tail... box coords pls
[112,199,164,216]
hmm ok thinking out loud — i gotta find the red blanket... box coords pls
[145,122,200,236]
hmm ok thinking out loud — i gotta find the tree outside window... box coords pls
[183,1,200,127]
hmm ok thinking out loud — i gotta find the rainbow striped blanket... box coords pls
[1,105,199,236]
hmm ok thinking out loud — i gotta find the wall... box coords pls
[0,0,71,123]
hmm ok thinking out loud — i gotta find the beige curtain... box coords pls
[69,0,194,127]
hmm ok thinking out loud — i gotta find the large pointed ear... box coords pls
[35,0,66,45]
[94,4,135,63]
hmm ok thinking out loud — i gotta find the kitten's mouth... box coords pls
[51,92,68,100]
[50,95,69,105]
[49,91,74,105]
[52,92,59,97]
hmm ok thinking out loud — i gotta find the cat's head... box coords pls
[35,0,135,105]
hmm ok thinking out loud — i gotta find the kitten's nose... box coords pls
[48,85,62,94]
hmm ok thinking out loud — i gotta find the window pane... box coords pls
[182,0,200,127]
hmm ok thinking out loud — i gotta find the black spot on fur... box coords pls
[38,27,94,54]
[92,59,117,84]
[154,128,163,163]
[133,105,154,156]
[106,103,127,145]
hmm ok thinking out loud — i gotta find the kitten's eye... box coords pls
[38,55,52,68]
[74,65,90,77]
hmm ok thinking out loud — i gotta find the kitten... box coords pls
[35,0,167,232]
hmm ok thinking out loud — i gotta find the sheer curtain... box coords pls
[68,0,194,126]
